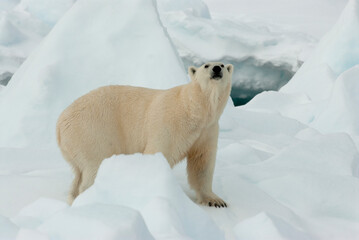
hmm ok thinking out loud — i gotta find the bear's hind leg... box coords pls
[68,167,82,205]
[78,166,98,195]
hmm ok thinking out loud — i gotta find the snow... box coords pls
[0,215,18,240]
[1,117,359,239]
[157,0,348,105]
[0,0,359,239]
[312,65,359,134]
[233,212,311,240]
[73,154,224,240]
[281,0,359,97]
[0,147,70,217]
[3,129,357,239]
[15,228,49,240]
[233,1,359,236]
[0,0,187,148]
[203,0,347,38]
[38,204,154,240]
[14,0,75,26]
[13,198,68,229]
[0,15,26,45]
[0,0,74,84]
[157,0,211,18]
[0,0,345,106]
[246,0,359,136]
[158,2,316,104]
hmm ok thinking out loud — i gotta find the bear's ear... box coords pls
[188,66,197,80]
[226,64,234,75]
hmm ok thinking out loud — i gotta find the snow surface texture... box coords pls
[1,0,359,239]
[157,0,316,105]
[0,0,75,85]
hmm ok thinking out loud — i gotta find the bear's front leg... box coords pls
[187,124,227,208]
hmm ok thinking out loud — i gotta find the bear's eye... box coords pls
[221,64,224,68]
[204,64,209,68]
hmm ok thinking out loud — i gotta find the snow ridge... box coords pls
[0,0,187,148]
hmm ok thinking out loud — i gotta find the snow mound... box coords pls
[0,14,25,45]
[246,0,359,136]
[281,0,359,97]
[215,111,359,239]
[203,0,347,38]
[0,0,187,148]
[13,198,68,229]
[0,147,71,217]
[38,204,153,240]
[236,2,359,236]
[1,154,223,240]
[312,65,359,134]
[0,215,18,240]
[281,63,336,101]
[157,0,211,18]
[233,212,311,240]
[74,154,224,240]
[15,228,49,240]
[0,0,73,81]
[14,0,75,26]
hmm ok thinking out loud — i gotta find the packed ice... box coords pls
[0,0,75,85]
[158,0,317,104]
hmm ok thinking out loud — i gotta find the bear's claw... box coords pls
[198,193,228,208]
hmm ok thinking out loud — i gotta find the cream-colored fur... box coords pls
[57,62,233,207]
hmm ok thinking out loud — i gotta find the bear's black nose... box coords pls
[212,65,221,73]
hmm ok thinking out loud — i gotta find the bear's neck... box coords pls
[181,81,230,125]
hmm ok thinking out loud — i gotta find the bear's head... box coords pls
[188,62,233,93]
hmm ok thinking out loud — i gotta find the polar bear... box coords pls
[57,62,233,207]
